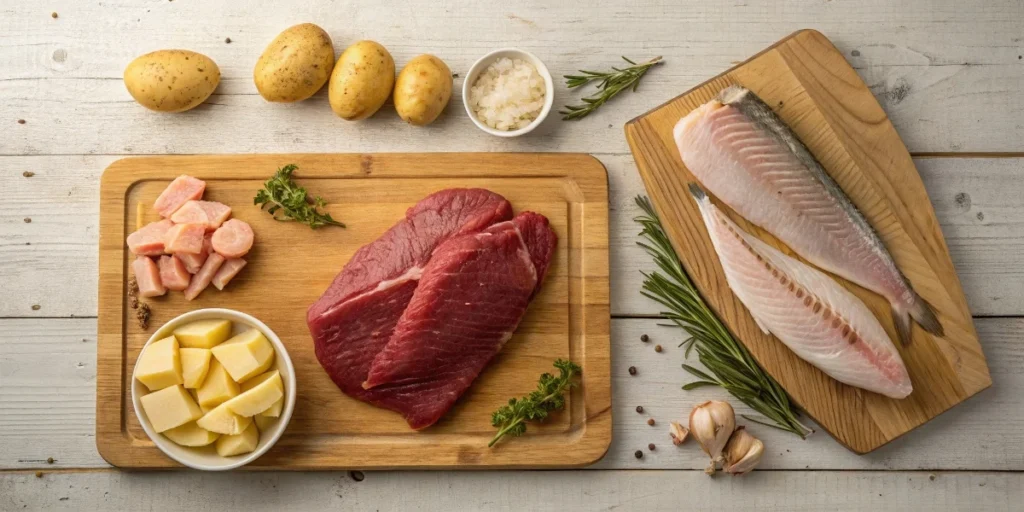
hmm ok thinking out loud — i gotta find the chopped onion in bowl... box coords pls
[468,57,546,131]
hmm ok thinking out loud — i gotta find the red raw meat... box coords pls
[307,189,513,412]
[361,212,557,429]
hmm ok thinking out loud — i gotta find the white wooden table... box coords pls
[2,1,1022,510]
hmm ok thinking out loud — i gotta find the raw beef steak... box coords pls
[307,189,513,405]
[362,212,558,429]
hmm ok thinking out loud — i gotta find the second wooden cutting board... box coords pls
[625,29,990,453]
[96,153,610,469]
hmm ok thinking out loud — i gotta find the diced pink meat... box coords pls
[126,219,174,256]
[154,175,206,218]
[164,223,206,254]
[132,256,166,298]
[170,200,232,230]
[211,219,254,258]
[184,253,225,301]
[179,233,213,274]
[212,258,247,291]
[158,255,191,291]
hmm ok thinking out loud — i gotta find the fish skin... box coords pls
[674,85,942,345]
[689,184,912,399]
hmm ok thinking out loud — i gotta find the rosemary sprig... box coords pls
[559,56,663,120]
[489,359,581,447]
[254,164,344,229]
[634,196,813,438]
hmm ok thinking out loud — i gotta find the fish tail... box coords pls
[891,294,944,345]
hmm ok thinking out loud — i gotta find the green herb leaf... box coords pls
[254,164,345,229]
[559,56,663,120]
[489,359,581,447]
[634,195,813,438]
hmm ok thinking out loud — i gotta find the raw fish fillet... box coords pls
[690,184,912,399]
[674,85,941,344]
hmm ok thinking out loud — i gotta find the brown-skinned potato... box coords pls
[328,41,395,120]
[254,23,335,103]
[393,54,452,126]
[124,50,220,113]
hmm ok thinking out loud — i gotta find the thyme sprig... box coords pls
[489,359,581,447]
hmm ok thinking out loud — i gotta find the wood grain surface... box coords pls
[96,153,611,469]
[625,30,990,453]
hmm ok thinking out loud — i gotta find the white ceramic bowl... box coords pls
[462,48,554,137]
[131,308,296,471]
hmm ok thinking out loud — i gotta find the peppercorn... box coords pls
[46,457,54,464]
[640,334,649,342]
[225,37,232,44]
[654,344,663,353]
[51,12,58,19]
[647,418,655,426]
[628,366,637,376]
[634,450,643,459]
[635,405,643,413]
[648,443,656,451]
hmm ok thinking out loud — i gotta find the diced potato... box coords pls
[180,348,212,388]
[215,423,259,457]
[211,329,275,383]
[246,366,284,418]
[135,336,183,391]
[197,402,253,435]
[258,399,283,418]
[254,414,277,433]
[140,384,203,433]
[190,389,213,414]
[225,371,283,417]
[163,421,219,447]
[173,319,233,349]
[196,359,239,408]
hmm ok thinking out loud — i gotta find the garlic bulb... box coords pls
[723,426,764,475]
[669,421,689,445]
[688,400,736,474]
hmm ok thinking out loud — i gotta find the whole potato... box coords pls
[328,41,395,120]
[123,50,220,112]
[254,23,335,103]
[393,55,452,126]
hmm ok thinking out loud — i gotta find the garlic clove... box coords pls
[669,421,689,445]
[688,400,736,474]
[723,426,764,475]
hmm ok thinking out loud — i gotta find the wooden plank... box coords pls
[0,1,1022,155]
[2,470,1020,511]
[3,155,1024,318]
[4,317,1022,471]
[94,153,610,469]
[626,30,988,454]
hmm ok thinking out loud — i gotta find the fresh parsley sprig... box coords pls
[489,359,581,447]
[560,56,663,120]
[254,164,344,229]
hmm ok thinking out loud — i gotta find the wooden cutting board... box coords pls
[96,153,610,469]
[624,29,990,454]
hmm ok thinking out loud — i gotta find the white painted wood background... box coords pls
[1,0,1022,510]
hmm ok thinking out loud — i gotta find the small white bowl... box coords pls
[131,308,296,471]
[462,48,554,137]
